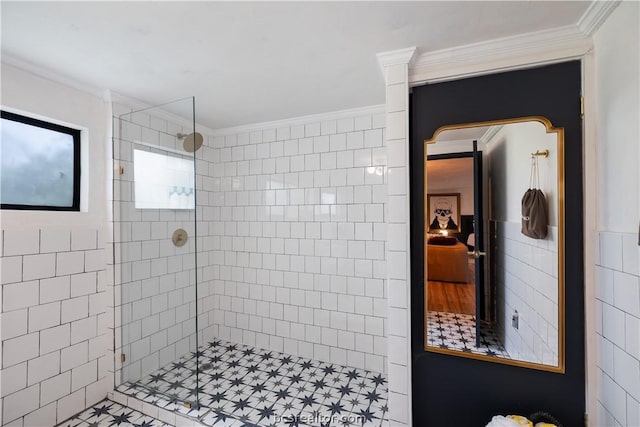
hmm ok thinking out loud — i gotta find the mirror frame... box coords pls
[422,116,565,374]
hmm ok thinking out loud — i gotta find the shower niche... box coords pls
[112,96,205,409]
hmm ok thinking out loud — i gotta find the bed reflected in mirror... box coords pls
[423,118,564,372]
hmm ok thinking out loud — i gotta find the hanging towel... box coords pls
[521,155,548,239]
[521,188,548,239]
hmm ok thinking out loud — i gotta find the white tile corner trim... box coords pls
[1,228,111,427]
[377,46,417,427]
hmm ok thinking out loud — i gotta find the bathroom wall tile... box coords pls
[40,324,71,355]
[0,362,27,397]
[61,341,89,373]
[28,301,61,332]
[321,120,337,135]
[3,280,38,311]
[386,83,406,113]
[622,233,640,276]
[600,232,623,271]
[386,252,406,280]
[388,392,409,425]
[276,127,290,141]
[387,167,406,195]
[27,351,60,386]
[613,345,640,400]
[388,279,407,309]
[1,309,28,340]
[626,313,640,359]
[3,333,39,368]
[263,128,276,143]
[596,265,614,305]
[387,196,406,223]
[388,361,407,394]
[364,129,383,148]
[596,231,640,425]
[601,372,627,424]
[354,116,372,131]
[40,276,71,304]
[346,131,364,150]
[23,253,56,281]
[62,296,89,323]
[628,395,640,427]
[71,229,97,251]
[56,388,85,423]
[365,353,384,372]
[1,256,23,284]
[388,307,407,338]
[71,272,97,297]
[23,402,57,427]
[57,251,85,276]
[337,118,354,134]
[305,122,321,137]
[386,112,405,140]
[71,360,98,391]
[3,230,40,256]
[2,384,40,424]
[613,270,640,317]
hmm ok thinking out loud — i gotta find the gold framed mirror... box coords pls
[423,117,565,373]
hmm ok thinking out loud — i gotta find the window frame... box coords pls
[1,110,81,211]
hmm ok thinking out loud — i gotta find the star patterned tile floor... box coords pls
[427,311,510,358]
[56,399,171,427]
[115,339,388,426]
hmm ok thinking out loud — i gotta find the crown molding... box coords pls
[577,0,621,36]
[2,54,107,100]
[376,47,418,70]
[409,25,592,85]
[480,125,503,145]
[208,104,385,137]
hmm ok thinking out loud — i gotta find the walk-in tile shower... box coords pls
[110,97,388,426]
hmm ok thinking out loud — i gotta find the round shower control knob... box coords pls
[172,229,188,247]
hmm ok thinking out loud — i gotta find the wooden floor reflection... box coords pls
[427,259,475,316]
[427,281,475,315]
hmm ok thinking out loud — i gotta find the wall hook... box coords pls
[531,149,549,158]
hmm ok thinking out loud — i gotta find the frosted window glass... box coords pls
[133,149,194,209]
[1,116,76,208]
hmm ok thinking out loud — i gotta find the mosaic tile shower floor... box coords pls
[56,400,171,427]
[117,339,388,426]
[427,311,510,358]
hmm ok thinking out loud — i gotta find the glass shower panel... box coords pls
[113,97,201,407]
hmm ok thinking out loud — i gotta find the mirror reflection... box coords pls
[424,118,563,371]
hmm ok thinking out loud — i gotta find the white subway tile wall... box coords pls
[204,111,388,373]
[495,221,560,365]
[109,103,393,422]
[0,228,110,426]
[596,231,640,426]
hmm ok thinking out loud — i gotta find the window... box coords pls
[1,110,81,210]
[133,149,194,209]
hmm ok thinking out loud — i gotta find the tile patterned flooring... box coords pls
[116,339,388,426]
[56,400,171,427]
[427,310,510,358]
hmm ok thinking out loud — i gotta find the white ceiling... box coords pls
[427,157,473,189]
[1,1,591,129]
[434,126,491,143]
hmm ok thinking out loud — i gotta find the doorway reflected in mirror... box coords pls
[423,117,564,372]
